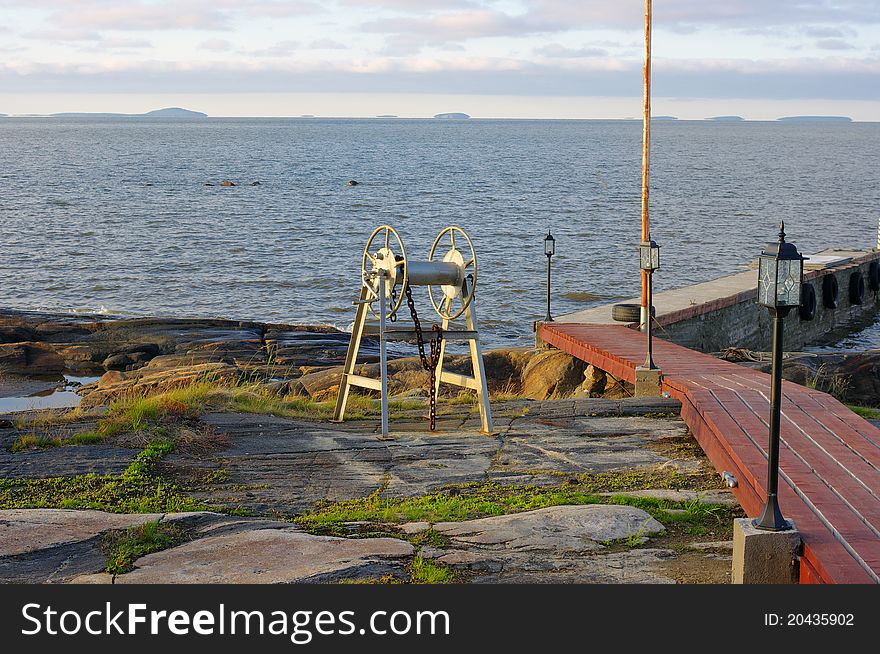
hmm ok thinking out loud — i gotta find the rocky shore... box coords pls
[3,309,878,412]
[0,309,638,408]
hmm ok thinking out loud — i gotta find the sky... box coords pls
[1,0,879,119]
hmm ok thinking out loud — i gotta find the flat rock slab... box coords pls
[0,443,138,479]
[0,509,162,557]
[78,528,414,584]
[469,549,678,584]
[434,505,665,552]
[185,412,689,514]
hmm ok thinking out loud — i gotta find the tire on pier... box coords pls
[868,261,880,292]
[849,271,866,305]
[611,303,655,323]
[822,275,839,309]
[799,283,817,321]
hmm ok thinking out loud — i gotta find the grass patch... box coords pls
[409,556,453,584]
[409,528,452,549]
[849,405,880,420]
[0,440,207,513]
[9,429,107,452]
[9,433,60,452]
[296,470,717,535]
[102,520,190,575]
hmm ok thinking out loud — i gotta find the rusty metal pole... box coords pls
[640,0,652,331]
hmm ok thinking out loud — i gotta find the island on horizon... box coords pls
[707,116,745,122]
[434,112,470,119]
[777,115,852,123]
[651,115,678,121]
[49,107,207,119]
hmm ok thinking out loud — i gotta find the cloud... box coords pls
[244,40,299,57]
[2,56,877,101]
[524,0,880,30]
[536,44,608,58]
[199,38,234,52]
[24,29,103,42]
[815,38,857,50]
[802,25,858,39]
[308,39,347,50]
[3,0,321,34]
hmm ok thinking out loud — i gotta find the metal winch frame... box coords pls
[333,224,493,437]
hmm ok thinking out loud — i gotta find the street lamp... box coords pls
[754,221,805,531]
[544,230,555,322]
[638,239,660,369]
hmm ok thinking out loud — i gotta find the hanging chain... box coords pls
[404,283,443,430]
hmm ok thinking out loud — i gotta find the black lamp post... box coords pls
[754,222,805,531]
[544,230,555,322]
[639,239,660,369]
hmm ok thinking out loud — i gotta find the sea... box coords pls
[1,117,878,350]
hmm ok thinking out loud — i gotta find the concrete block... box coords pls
[732,518,801,584]
[634,367,663,397]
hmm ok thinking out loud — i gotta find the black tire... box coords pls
[849,272,866,305]
[822,275,839,309]
[869,261,880,292]
[611,303,655,323]
[799,283,817,321]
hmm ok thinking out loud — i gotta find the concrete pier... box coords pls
[555,249,880,353]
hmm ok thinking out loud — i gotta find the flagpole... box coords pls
[640,0,652,330]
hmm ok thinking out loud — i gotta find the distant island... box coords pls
[49,107,207,119]
[777,116,852,123]
[651,116,678,121]
[376,115,398,118]
[434,113,470,120]
[707,116,745,122]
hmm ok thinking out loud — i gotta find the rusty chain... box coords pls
[404,283,443,430]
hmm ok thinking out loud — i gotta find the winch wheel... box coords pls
[361,224,407,319]
[428,226,477,320]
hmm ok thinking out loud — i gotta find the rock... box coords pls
[81,362,240,405]
[0,342,65,374]
[102,350,154,371]
[400,521,430,535]
[104,528,413,583]
[582,364,607,395]
[220,180,235,187]
[0,326,40,344]
[97,369,125,388]
[433,505,665,552]
[521,349,587,400]
[833,353,880,406]
[0,509,162,558]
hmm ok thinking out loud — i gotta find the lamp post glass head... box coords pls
[757,222,805,309]
[544,230,555,257]
[639,240,660,271]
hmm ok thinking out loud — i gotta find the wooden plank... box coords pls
[540,321,880,584]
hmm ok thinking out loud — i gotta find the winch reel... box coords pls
[360,224,478,321]
[336,224,493,438]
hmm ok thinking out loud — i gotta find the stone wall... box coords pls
[657,250,880,352]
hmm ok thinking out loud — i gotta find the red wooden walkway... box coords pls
[540,322,880,584]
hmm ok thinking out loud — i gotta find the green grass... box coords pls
[0,440,206,513]
[9,430,107,452]
[409,556,454,584]
[849,405,880,420]
[9,433,60,452]
[295,471,726,536]
[103,520,189,575]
